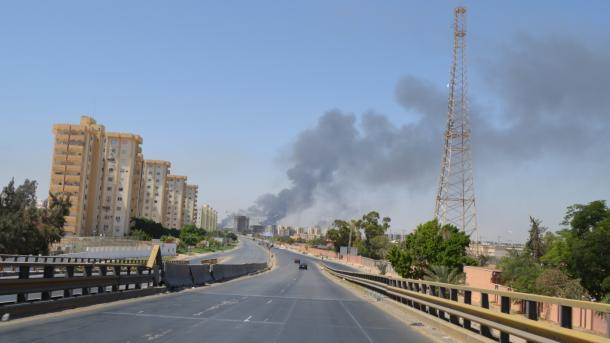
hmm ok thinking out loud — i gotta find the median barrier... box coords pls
[211,264,226,282]
[163,263,193,289]
[190,265,213,286]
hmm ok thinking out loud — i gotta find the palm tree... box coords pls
[424,265,465,284]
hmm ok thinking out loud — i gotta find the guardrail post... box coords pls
[17,265,30,303]
[500,296,511,343]
[82,266,92,295]
[480,293,493,338]
[559,305,572,329]
[64,266,74,297]
[41,266,54,300]
[429,286,438,316]
[98,266,107,293]
[135,266,143,289]
[450,289,460,325]
[113,266,121,291]
[526,300,538,320]
[153,265,160,286]
[439,287,447,320]
[463,290,472,330]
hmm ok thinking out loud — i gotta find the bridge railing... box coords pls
[324,265,610,343]
[0,256,158,305]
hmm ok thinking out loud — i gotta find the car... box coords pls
[299,263,308,270]
[294,258,300,264]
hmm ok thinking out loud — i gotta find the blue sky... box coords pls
[1,1,609,242]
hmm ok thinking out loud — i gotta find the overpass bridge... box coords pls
[0,238,608,343]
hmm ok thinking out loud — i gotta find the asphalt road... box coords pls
[0,240,431,343]
[188,237,269,265]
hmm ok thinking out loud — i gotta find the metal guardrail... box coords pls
[0,248,162,309]
[324,265,610,343]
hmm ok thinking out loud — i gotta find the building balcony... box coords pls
[54,154,83,163]
[50,184,80,193]
[55,144,84,153]
[51,173,81,183]
[52,164,81,174]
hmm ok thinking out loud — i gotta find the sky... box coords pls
[1,1,609,242]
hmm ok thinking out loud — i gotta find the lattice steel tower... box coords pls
[434,7,479,243]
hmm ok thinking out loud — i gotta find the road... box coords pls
[188,237,268,265]
[0,239,431,343]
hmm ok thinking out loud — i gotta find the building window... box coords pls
[115,216,121,222]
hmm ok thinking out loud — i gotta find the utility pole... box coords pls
[434,7,479,246]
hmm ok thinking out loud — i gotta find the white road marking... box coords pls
[103,311,283,326]
[244,315,252,322]
[339,301,374,343]
[143,329,172,341]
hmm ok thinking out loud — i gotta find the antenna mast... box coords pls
[434,7,479,244]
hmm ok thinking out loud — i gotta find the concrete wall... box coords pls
[61,243,176,258]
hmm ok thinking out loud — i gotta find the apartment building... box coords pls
[183,184,198,226]
[199,204,218,231]
[164,175,187,229]
[138,160,171,224]
[49,116,105,236]
[96,132,143,237]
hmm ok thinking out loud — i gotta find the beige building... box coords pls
[96,132,143,237]
[164,175,187,229]
[199,204,218,231]
[49,116,105,236]
[183,184,198,226]
[138,160,171,224]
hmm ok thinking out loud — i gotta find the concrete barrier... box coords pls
[190,265,213,286]
[211,264,226,282]
[163,263,193,289]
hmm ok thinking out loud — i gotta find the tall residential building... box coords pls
[49,116,105,236]
[233,215,249,233]
[96,132,143,237]
[164,175,187,229]
[183,184,198,226]
[138,160,171,224]
[130,152,144,220]
[199,204,218,231]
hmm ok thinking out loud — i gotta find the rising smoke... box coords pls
[245,35,610,226]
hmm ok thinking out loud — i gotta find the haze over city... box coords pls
[1,1,609,242]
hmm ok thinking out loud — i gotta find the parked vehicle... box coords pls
[299,263,308,270]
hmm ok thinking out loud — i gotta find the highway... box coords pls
[188,237,268,265]
[0,239,431,343]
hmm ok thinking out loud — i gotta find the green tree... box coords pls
[534,269,587,299]
[525,216,547,260]
[326,219,360,253]
[129,229,151,241]
[424,265,465,284]
[557,200,610,300]
[130,217,170,239]
[356,211,391,259]
[0,179,71,255]
[386,219,475,279]
[497,250,542,293]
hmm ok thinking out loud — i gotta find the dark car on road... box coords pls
[299,263,308,270]
[294,258,300,264]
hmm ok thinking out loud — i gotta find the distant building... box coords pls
[199,204,218,231]
[233,215,249,233]
[49,116,105,236]
[183,184,198,226]
[97,132,143,237]
[250,224,265,234]
[164,175,187,229]
[138,160,171,224]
